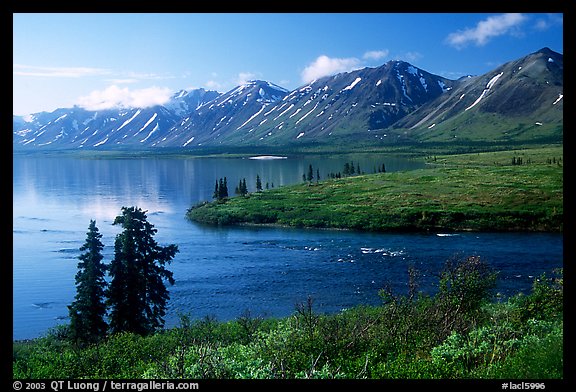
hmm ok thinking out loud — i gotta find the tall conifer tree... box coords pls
[107,207,178,335]
[68,220,108,343]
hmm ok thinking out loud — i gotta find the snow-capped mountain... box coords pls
[206,61,456,146]
[159,80,290,147]
[13,88,221,149]
[164,88,222,117]
[13,48,563,150]
[392,47,563,143]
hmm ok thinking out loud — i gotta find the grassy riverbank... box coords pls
[186,147,563,232]
[13,260,563,380]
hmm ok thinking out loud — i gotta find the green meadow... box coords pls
[187,147,563,233]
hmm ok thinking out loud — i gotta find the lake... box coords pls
[12,153,563,340]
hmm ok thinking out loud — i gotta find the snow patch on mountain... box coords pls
[183,136,195,147]
[465,72,503,111]
[342,77,362,92]
[93,137,108,147]
[134,113,157,137]
[237,105,266,130]
[438,80,450,92]
[141,123,160,143]
[552,94,563,105]
[296,102,320,125]
[117,109,141,131]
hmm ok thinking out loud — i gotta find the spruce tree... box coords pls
[222,177,229,198]
[107,207,179,335]
[343,162,350,176]
[213,180,219,200]
[236,178,248,196]
[68,220,108,344]
[218,178,225,199]
[242,178,248,195]
[256,174,262,192]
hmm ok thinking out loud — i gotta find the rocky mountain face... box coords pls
[13,48,563,150]
[393,47,563,143]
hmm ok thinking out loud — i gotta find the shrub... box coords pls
[517,269,563,321]
[432,255,498,339]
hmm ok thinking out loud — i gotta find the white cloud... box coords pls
[77,85,172,111]
[445,13,528,48]
[236,72,258,85]
[534,13,563,31]
[301,55,362,83]
[363,50,389,61]
[204,80,224,91]
[13,64,110,78]
[395,51,423,63]
[106,78,139,84]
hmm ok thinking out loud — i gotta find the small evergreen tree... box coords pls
[107,207,179,335]
[220,177,229,199]
[343,162,350,176]
[307,164,314,182]
[218,178,225,199]
[236,178,248,196]
[242,178,248,195]
[214,178,229,200]
[256,175,263,192]
[213,180,219,200]
[68,220,108,344]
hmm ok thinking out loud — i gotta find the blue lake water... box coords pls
[12,153,563,340]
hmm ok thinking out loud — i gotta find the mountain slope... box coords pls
[12,88,222,149]
[209,61,455,146]
[13,48,563,150]
[155,80,290,147]
[394,47,563,143]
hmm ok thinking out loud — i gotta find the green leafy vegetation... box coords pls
[187,147,563,232]
[13,259,563,379]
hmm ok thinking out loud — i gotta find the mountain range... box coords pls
[13,47,563,150]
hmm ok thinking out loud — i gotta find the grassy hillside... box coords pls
[186,147,563,232]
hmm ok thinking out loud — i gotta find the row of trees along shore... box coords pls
[68,206,178,344]
[212,161,387,201]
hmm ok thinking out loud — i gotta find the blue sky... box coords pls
[13,13,563,116]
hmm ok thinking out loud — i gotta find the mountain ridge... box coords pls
[13,47,563,150]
